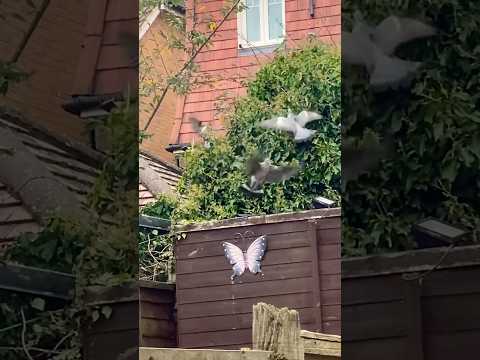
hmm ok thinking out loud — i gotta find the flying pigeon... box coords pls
[342,133,394,183]
[189,117,211,148]
[241,153,300,194]
[343,13,436,91]
[258,110,322,143]
[222,235,267,281]
[370,15,437,56]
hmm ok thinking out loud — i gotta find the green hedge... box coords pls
[342,1,480,256]
[172,43,341,223]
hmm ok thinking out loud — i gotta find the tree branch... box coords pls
[20,308,34,360]
[11,0,51,63]
[142,0,242,132]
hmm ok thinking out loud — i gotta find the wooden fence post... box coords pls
[404,277,424,360]
[308,220,323,332]
[252,303,304,360]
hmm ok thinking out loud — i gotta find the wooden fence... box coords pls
[174,208,341,349]
[342,244,480,360]
[82,280,176,360]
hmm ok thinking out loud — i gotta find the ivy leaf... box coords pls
[31,297,45,311]
[433,121,444,141]
[32,324,43,334]
[441,160,458,182]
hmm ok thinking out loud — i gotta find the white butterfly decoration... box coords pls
[222,235,267,281]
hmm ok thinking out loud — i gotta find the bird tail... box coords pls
[189,117,202,133]
[258,117,279,129]
[294,128,316,142]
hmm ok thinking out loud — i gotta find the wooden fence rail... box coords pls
[342,244,480,360]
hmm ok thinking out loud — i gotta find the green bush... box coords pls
[342,1,480,256]
[141,193,178,218]
[173,43,341,224]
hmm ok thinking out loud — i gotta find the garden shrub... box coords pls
[342,0,480,256]
[173,43,341,223]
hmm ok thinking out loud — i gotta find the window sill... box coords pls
[238,41,284,57]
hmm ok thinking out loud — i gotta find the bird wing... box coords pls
[370,48,422,90]
[293,127,316,143]
[342,30,377,71]
[245,153,264,176]
[264,163,299,184]
[259,116,296,134]
[189,117,203,133]
[241,183,264,195]
[295,111,322,127]
[373,16,436,55]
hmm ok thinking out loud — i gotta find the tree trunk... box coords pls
[252,303,304,360]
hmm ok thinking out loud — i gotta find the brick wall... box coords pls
[139,12,183,165]
[171,0,340,146]
[0,0,89,142]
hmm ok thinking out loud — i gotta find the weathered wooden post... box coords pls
[252,303,305,360]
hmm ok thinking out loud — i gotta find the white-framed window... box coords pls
[237,0,285,48]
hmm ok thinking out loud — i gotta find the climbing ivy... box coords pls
[342,1,480,256]
[172,43,341,223]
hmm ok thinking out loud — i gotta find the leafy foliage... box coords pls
[173,43,341,223]
[342,1,480,256]
[139,195,178,282]
[1,100,138,359]
[0,61,29,95]
[141,193,178,218]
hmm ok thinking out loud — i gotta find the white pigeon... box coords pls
[343,12,436,91]
[371,15,437,56]
[258,110,322,143]
[189,117,211,148]
[241,153,300,194]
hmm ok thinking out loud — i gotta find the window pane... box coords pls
[246,0,261,42]
[268,0,283,40]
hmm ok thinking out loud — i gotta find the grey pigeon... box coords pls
[343,13,435,91]
[258,110,322,143]
[342,132,394,183]
[190,117,211,148]
[242,153,300,194]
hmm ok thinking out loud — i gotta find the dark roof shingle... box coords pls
[0,113,101,246]
[139,151,181,209]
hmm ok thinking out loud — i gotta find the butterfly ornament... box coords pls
[222,235,267,282]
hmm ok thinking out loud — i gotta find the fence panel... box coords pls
[342,245,480,360]
[175,208,341,349]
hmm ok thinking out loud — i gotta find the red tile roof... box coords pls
[71,0,138,97]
